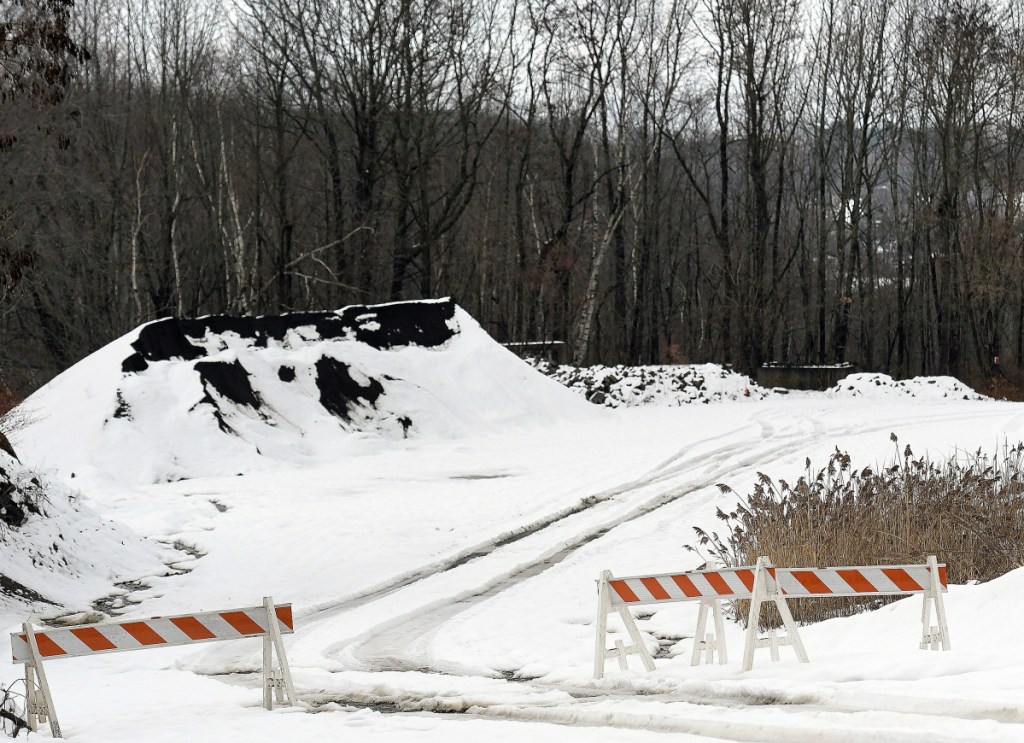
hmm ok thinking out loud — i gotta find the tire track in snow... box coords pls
[301,404,1002,630]
[213,404,1023,739]
[296,421,757,622]
[304,677,1022,742]
[339,406,1011,672]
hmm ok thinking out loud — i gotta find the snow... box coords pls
[0,451,165,621]
[530,360,768,406]
[3,301,1024,741]
[827,372,988,401]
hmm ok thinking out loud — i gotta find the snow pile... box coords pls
[530,361,769,407]
[828,373,988,401]
[0,450,163,617]
[14,299,599,484]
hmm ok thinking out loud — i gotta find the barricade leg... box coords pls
[24,663,36,732]
[23,622,61,738]
[262,596,297,708]
[920,555,951,651]
[691,599,728,666]
[594,571,655,678]
[262,633,274,710]
[594,571,612,679]
[614,605,656,673]
[742,557,808,672]
[690,599,710,666]
[712,598,728,664]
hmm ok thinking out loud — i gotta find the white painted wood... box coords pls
[768,628,780,661]
[23,622,61,739]
[23,663,36,733]
[614,640,628,670]
[921,555,951,652]
[742,558,768,672]
[263,596,297,706]
[712,599,728,665]
[262,633,273,710]
[772,582,809,664]
[593,571,611,680]
[742,557,808,671]
[691,599,728,666]
[690,599,710,666]
[601,555,947,675]
[615,606,656,672]
[10,603,295,663]
[593,571,654,676]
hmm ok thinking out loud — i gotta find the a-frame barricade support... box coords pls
[262,595,298,709]
[920,555,952,651]
[22,620,61,739]
[690,598,728,666]
[594,570,655,680]
[741,557,809,672]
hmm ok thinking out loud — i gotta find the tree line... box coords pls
[1,0,1023,398]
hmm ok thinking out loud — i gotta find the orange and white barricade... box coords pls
[595,565,759,679]
[10,596,296,737]
[594,556,949,678]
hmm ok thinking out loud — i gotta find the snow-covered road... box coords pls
[7,394,1024,741]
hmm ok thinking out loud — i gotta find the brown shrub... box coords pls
[0,388,17,417]
[691,435,1024,627]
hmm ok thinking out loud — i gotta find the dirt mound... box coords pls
[15,299,597,484]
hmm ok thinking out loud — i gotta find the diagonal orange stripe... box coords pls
[21,633,67,658]
[883,568,923,592]
[736,570,755,591]
[121,622,166,646]
[275,606,293,630]
[791,570,833,594]
[937,566,948,587]
[640,577,670,600]
[837,569,877,593]
[609,580,640,603]
[171,616,216,641]
[671,574,701,598]
[220,611,264,635]
[71,627,117,652]
[704,572,734,595]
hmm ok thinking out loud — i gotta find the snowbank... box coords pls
[532,362,991,408]
[530,361,769,407]
[14,299,599,484]
[0,450,164,621]
[828,372,988,401]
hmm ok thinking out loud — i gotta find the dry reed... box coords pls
[690,435,1024,627]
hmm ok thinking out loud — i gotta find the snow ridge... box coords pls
[530,360,768,407]
[827,372,988,401]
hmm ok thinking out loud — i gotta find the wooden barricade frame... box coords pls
[11,596,296,738]
[594,564,759,679]
[594,556,950,679]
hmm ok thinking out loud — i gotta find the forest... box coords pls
[1,0,1023,399]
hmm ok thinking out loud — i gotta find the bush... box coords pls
[691,435,1024,627]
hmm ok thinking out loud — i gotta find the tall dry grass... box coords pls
[691,435,1024,626]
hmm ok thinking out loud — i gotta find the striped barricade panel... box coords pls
[607,566,759,605]
[10,604,294,663]
[775,564,947,597]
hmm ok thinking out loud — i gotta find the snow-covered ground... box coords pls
[3,302,1023,741]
